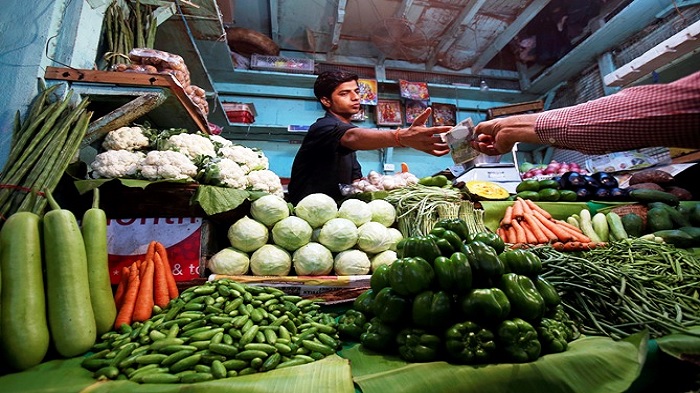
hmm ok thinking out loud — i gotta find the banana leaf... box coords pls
[0,354,353,393]
[340,332,648,393]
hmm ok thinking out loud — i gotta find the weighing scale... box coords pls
[453,162,522,194]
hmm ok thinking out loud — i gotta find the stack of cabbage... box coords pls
[208,193,403,277]
[89,126,284,197]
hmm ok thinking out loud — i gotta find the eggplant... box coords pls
[593,188,611,200]
[609,187,629,200]
[575,187,592,201]
[583,175,601,191]
[592,172,619,188]
[562,172,585,189]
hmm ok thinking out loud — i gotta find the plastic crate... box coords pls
[250,54,314,74]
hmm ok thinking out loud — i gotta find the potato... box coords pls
[628,169,675,185]
[627,182,665,191]
[664,186,693,201]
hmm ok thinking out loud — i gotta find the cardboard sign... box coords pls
[107,217,207,284]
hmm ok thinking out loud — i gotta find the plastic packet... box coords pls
[442,117,481,165]
[585,150,659,173]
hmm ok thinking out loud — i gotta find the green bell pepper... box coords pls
[387,257,435,296]
[499,273,546,322]
[429,227,464,256]
[462,240,505,287]
[370,264,391,293]
[496,318,541,363]
[466,231,506,254]
[499,249,543,276]
[536,317,568,354]
[534,276,561,310]
[460,287,511,324]
[434,218,470,241]
[433,251,472,294]
[353,288,376,316]
[372,287,410,323]
[396,236,442,263]
[444,321,497,364]
[338,309,369,340]
[411,290,453,329]
[396,328,442,363]
[360,317,398,353]
[546,305,580,341]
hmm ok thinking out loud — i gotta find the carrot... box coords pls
[519,220,539,244]
[527,211,559,241]
[145,241,156,265]
[114,264,140,329]
[501,206,513,227]
[505,225,517,244]
[531,210,576,242]
[132,258,154,322]
[524,199,553,220]
[522,214,549,243]
[510,219,528,244]
[114,266,130,308]
[496,226,507,242]
[153,252,170,308]
[511,199,524,220]
[547,217,591,243]
[156,242,179,299]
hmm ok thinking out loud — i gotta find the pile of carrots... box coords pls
[496,197,606,251]
[113,241,179,330]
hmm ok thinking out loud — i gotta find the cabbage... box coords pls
[386,227,404,251]
[338,199,372,226]
[250,194,290,227]
[292,242,334,275]
[311,228,321,242]
[356,222,391,254]
[370,250,397,272]
[228,216,269,252]
[367,199,397,227]
[271,216,313,251]
[207,247,250,275]
[334,249,371,275]
[318,218,358,252]
[250,244,291,276]
[294,193,338,228]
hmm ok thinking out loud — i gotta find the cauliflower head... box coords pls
[91,150,145,178]
[247,169,284,198]
[139,150,198,180]
[209,134,234,150]
[199,158,249,189]
[102,126,150,151]
[163,133,216,160]
[219,145,269,174]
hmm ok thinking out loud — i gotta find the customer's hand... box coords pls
[471,113,540,155]
[400,108,451,156]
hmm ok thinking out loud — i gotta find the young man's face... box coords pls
[321,80,361,119]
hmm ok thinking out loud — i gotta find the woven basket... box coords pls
[610,203,648,226]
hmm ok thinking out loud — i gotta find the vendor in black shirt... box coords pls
[288,71,452,204]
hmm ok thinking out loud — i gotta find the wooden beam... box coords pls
[330,0,347,51]
[471,0,552,74]
[525,0,669,94]
[425,0,487,70]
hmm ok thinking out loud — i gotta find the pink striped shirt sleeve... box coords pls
[535,71,700,154]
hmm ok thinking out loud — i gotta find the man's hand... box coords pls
[470,113,540,155]
[400,108,451,156]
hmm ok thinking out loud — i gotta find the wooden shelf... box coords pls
[44,67,209,140]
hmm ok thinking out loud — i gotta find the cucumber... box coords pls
[653,230,694,248]
[591,213,610,242]
[677,227,700,246]
[578,209,602,243]
[0,212,50,370]
[82,188,117,336]
[629,189,679,206]
[647,207,674,232]
[620,213,644,238]
[606,212,628,240]
[44,190,97,357]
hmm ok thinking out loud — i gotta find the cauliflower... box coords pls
[163,133,216,160]
[247,169,284,198]
[209,134,234,150]
[102,126,150,151]
[90,150,145,178]
[139,150,198,180]
[199,158,249,189]
[219,145,269,174]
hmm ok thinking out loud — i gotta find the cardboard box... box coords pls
[107,217,215,284]
[208,274,371,297]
